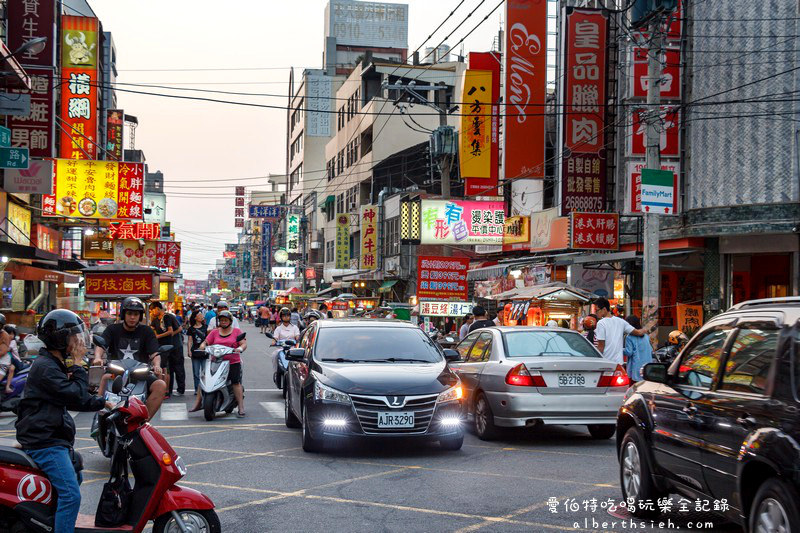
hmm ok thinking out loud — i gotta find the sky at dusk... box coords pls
[88,0,504,278]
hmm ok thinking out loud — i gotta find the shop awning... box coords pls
[467,264,506,281]
[0,241,59,262]
[5,262,79,284]
[489,282,592,303]
[318,195,335,210]
[378,280,398,293]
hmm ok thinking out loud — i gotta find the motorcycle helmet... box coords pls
[4,323,17,337]
[216,310,234,326]
[279,307,291,319]
[668,330,689,345]
[304,309,322,321]
[582,315,597,330]
[38,309,91,352]
[217,301,230,310]
[0,313,6,328]
[120,297,146,320]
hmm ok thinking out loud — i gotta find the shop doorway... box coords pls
[732,253,791,304]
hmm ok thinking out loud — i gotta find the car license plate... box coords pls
[377,411,415,428]
[558,373,586,387]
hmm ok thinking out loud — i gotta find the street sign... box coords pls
[249,205,281,218]
[640,168,676,214]
[0,93,30,116]
[0,126,10,147]
[0,147,29,169]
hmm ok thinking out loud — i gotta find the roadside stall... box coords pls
[490,282,591,329]
[417,301,474,345]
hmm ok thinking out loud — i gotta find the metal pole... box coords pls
[642,17,663,344]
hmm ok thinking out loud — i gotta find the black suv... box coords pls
[616,297,800,532]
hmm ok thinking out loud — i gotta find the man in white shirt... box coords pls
[208,301,240,330]
[594,298,646,364]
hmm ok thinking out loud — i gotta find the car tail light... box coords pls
[505,363,547,387]
[598,365,630,387]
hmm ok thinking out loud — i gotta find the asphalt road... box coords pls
[0,321,738,532]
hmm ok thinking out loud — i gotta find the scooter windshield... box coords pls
[206,345,235,358]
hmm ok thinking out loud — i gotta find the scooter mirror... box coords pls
[236,332,247,342]
[111,375,124,394]
[93,335,108,348]
[264,332,275,340]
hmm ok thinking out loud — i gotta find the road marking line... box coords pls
[465,443,613,459]
[259,401,284,418]
[159,404,188,421]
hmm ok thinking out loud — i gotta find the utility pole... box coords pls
[642,16,663,345]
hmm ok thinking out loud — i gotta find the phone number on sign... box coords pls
[564,196,604,212]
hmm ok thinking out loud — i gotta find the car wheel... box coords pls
[473,393,498,441]
[301,404,323,453]
[619,428,660,518]
[285,388,301,428]
[588,424,616,440]
[749,478,800,533]
[439,434,463,451]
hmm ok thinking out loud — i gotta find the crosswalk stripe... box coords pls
[69,411,80,421]
[160,404,188,421]
[259,401,284,418]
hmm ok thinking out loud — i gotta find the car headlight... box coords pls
[175,455,187,477]
[314,380,351,404]
[437,385,463,403]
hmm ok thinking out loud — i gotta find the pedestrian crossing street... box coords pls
[0,400,287,427]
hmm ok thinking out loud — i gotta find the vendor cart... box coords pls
[490,282,592,328]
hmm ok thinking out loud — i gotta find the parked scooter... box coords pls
[90,337,173,458]
[0,366,28,414]
[266,332,295,396]
[198,332,246,421]
[0,375,220,532]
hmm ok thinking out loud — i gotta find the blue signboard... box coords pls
[261,221,272,271]
[249,205,281,218]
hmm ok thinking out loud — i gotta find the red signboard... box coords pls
[416,256,469,301]
[155,241,181,270]
[106,109,124,161]
[223,251,236,259]
[7,0,57,67]
[109,222,160,240]
[504,0,548,180]
[59,16,99,160]
[84,272,155,298]
[8,69,55,158]
[31,224,61,254]
[570,212,619,251]
[631,107,680,157]
[561,8,609,216]
[466,51,501,196]
[628,161,680,214]
[632,48,681,100]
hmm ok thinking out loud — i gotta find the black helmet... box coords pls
[279,307,291,318]
[304,310,322,321]
[38,309,90,352]
[120,297,146,319]
[216,310,234,325]
[3,324,16,336]
[0,313,6,328]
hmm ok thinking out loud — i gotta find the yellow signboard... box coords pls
[459,69,493,179]
[7,202,31,245]
[503,216,530,245]
[677,304,704,335]
[335,213,350,269]
[159,282,169,301]
[360,205,378,270]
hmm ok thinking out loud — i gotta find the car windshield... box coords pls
[503,330,600,358]
[314,327,442,363]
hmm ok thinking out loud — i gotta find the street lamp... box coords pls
[3,37,47,62]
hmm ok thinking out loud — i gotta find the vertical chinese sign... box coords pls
[60,15,99,160]
[466,52,500,197]
[335,214,350,269]
[234,186,245,228]
[106,109,124,161]
[360,205,377,270]
[286,214,300,253]
[504,0,548,180]
[561,8,609,216]
[459,70,493,182]
[7,0,57,158]
[261,221,272,272]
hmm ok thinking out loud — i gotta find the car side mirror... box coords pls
[93,335,107,348]
[443,349,461,363]
[287,348,306,361]
[236,332,247,342]
[111,375,124,394]
[642,363,669,384]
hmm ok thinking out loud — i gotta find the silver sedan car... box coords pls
[450,326,629,440]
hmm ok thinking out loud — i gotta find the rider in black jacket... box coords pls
[15,309,108,533]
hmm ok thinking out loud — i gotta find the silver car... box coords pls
[451,326,629,440]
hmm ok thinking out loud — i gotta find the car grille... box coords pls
[350,394,439,435]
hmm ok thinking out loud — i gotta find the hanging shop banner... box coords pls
[249,205,281,218]
[360,204,378,270]
[223,251,236,259]
[286,213,300,253]
[676,303,704,335]
[420,301,474,317]
[6,202,31,245]
[628,161,680,215]
[59,16,99,160]
[31,224,61,254]
[82,233,114,260]
[561,8,609,217]
[4,158,54,194]
[420,199,505,245]
[105,109,124,161]
[113,240,181,269]
[466,52,501,196]
[8,0,57,67]
[43,159,145,219]
[569,212,619,251]
[530,208,570,253]
[8,70,56,158]
[459,69,493,180]
[503,216,530,245]
[109,222,160,240]
[417,256,469,301]
[631,48,681,100]
[504,0,548,180]
[631,107,680,157]
[260,221,272,271]
[335,213,350,269]
[84,272,156,299]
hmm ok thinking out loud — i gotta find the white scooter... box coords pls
[197,332,246,421]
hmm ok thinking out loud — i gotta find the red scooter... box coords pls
[0,376,220,532]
